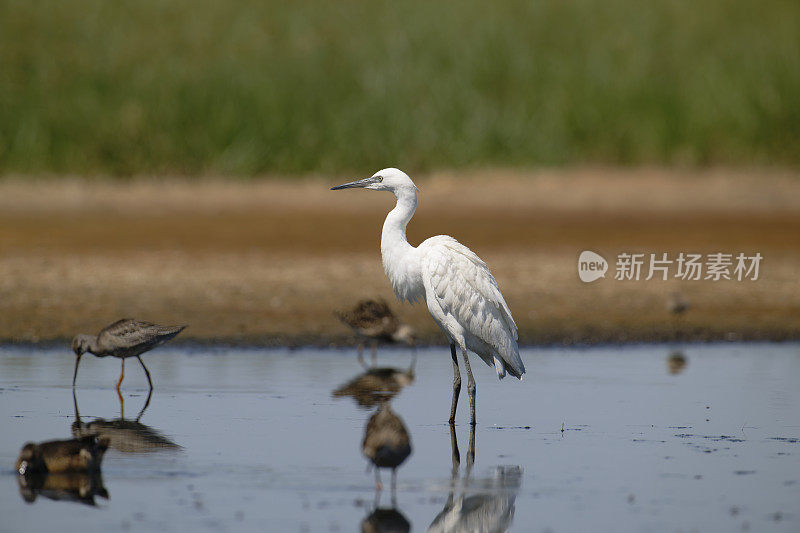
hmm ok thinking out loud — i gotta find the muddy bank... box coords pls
[1,168,798,344]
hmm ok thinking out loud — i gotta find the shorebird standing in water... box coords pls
[667,291,690,317]
[667,291,690,341]
[335,299,415,366]
[362,401,412,493]
[16,436,110,475]
[71,319,187,392]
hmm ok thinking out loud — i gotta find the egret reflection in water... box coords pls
[428,425,522,532]
[71,389,181,453]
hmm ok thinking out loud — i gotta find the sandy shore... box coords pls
[1,168,798,345]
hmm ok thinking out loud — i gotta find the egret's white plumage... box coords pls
[332,168,525,424]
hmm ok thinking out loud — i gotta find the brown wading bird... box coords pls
[667,291,690,316]
[667,291,689,334]
[362,402,412,492]
[15,436,110,475]
[336,299,415,366]
[71,319,187,391]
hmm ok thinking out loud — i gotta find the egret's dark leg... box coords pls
[116,358,125,390]
[449,344,461,423]
[460,347,477,426]
[374,467,383,491]
[136,355,153,389]
[445,425,459,510]
[467,421,476,470]
[449,421,460,471]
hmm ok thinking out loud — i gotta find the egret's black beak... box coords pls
[330,177,380,190]
[72,353,82,388]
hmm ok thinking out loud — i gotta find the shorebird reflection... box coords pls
[333,356,415,410]
[17,470,108,506]
[361,505,411,533]
[71,389,181,453]
[428,425,522,532]
[362,401,412,494]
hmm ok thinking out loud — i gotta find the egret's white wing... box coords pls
[420,236,525,379]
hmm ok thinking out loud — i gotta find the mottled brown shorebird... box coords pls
[362,402,412,492]
[15,436,110,475]
[336,299,415,366]
[667,291,690,317]
[72,319,187,391]
[667,291,690,341]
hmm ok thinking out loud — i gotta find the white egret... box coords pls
[331,168,525,425]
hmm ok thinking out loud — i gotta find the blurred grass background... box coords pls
[1,0,798,177]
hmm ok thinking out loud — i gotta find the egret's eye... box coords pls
[375,176,383,182]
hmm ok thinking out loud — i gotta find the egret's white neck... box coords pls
[381,188,417,252]
[380,187,423,302]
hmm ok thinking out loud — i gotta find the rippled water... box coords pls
[1,343,798,532]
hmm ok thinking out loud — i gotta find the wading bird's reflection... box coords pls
[15,435,110,506]
[361,504,411,533]
[428,424,522,532]
[362,401,412,494]
[336,361,414,526]
[667,350,688,375]
[333,356,415,410]
[17,470,108,506]
[71,389,181,453]
[359,401,412,531]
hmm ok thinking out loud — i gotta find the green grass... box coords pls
[1,0,799,176]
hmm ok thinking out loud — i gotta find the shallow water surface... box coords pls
[1,343,799,532]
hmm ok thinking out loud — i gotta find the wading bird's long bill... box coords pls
[330,177,381,190]
[72,353,82,387]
